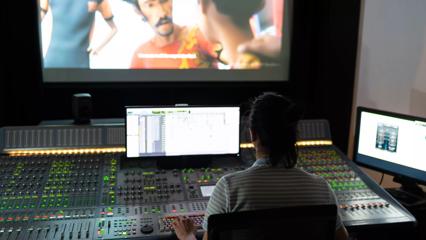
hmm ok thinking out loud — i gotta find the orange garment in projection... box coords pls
[131,26,217,69]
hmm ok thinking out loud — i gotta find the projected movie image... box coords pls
[375,123,399,153]
[40,0,286,71]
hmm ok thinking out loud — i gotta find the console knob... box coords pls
[141,225,154,234]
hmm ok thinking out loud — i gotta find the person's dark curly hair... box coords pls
[249,92,301,168]
[212,0,265,26]
[122,0,140,9]
[122,0,264,26]
[122,0,147,20]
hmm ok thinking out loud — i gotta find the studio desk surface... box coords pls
[0,122,416,240]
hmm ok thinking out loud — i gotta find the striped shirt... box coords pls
[202,158,343,230]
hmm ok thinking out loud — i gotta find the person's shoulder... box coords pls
[179,25,205,41]
[131,41,155,68]
[295,168,330,185]
[133,39,156,54]
[218,167,259,183]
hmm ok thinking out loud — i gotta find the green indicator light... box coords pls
[103,176,110,182]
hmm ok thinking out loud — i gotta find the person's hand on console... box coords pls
[172,216,197,240]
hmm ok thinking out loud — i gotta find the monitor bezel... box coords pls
[353,106,426,185]
[125,105,241,159]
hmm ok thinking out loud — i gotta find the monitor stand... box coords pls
[387,176,426,207]
[156,156,212,169]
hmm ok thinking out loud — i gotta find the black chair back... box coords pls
[208,204,337,240]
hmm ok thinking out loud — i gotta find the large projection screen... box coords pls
[39,0,292,82]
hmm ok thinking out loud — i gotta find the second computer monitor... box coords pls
[354,107,426,184]
[126,106,240,158]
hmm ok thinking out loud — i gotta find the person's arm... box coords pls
[39,0,49,20]
[237,35,281,59]
[172,216,197,240]
[173,177,229,240]
[336,225,349,240]
[87,0,117,55]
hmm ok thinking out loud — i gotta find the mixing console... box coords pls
[297,147,412,226]
[0,146,415,239]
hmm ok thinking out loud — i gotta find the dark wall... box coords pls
[308,0,360,151]
[0,0,43,126]
[0,0,360,153]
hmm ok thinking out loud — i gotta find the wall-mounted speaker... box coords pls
[72,93,92,124]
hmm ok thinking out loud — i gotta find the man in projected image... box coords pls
[39,0,118,68]
[123,0,218,69]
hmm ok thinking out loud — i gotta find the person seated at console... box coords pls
[172,92,349,240]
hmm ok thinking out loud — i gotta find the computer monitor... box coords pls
[353,107,426,190]
[126,106,240,158]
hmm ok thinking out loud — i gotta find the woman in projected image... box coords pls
[39,0,118,68]
[196,0,278,69]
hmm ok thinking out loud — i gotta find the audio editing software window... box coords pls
[126,107,240,158]
[358,111,426,172]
